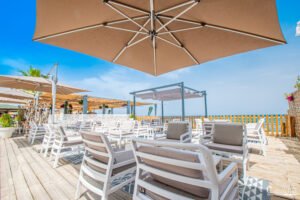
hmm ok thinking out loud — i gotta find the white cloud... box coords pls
[1,58,29,71]
[71,67,152,100]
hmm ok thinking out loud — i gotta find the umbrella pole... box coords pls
[50,64,58,124]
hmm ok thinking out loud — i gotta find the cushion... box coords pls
[166,122,188,140]
[205,142,243,154]
[138,146,209,198]
[213,124,243,146]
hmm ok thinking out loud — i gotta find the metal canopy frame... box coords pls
[130,82,207,122]
[34,0,286,76]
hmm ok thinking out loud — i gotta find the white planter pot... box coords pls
[0,127,16,138]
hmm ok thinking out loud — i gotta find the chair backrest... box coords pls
[80,131,113,176]
[132,139,219,199]
[166,121,190,140]
[120,120,135,131]
[213,123,245,146]
[203,122,214,135]
[195,118,203,129]
[254,118,265,131]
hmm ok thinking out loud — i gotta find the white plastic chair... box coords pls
[132,139,239,200]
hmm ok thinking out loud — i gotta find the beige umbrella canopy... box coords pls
[0,97,28,104]
[0,76,88,94]
[0,88,34,100]
[34,0,286,75]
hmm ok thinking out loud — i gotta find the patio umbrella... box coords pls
[0,76,87,94]
[0,75,88,122]
[33,0,286,76]
[0,88,34,100]
[0,97,28,104]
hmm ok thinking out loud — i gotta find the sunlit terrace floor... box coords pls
[0,135,299,200]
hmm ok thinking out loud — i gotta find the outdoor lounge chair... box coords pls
[28,121,46,145]
[75,131,136,200]
[154,121,192,143]
[131,139,239,200]
[201,123,248,182]
[40,123,56,157]
[247,118,267,155]
[107,120,136,147]
[50,126,83,168]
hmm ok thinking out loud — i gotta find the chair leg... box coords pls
[53,148,61,168]
[243,160,247,183]
[75,180,82,199]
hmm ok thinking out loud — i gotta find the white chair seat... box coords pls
[205,142,244,154]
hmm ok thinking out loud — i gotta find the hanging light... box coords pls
[296,21,300,36]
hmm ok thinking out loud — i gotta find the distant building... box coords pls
[296,21,300,36]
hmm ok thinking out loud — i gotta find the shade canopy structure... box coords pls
[130,82,206,121]
[0,88,34,100]
[39,93,152,113]
[34,0,286,76]
[0,76,88,95]
[0,72,88,123]
[0,97,28,104]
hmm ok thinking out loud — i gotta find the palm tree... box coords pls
[19,66,48,78]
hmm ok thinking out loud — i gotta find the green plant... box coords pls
[129,113,135,119]
[15,109,25,123]
[0,114,13,128]
[295,75,300,90]
[19,66,48,78]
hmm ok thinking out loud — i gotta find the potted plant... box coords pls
[0,113,15,138]
[285,93,294,102]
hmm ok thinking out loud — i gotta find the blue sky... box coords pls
[0,1,299,116]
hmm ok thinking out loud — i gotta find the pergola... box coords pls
[130,82,207,122]
[39,93,151,113]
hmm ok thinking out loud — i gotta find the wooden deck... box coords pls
[0,136,299,200]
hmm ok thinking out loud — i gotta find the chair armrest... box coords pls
[217,162,238,183]
[180,131,191,142]
[114,150,135,167]
[199,134,213,143]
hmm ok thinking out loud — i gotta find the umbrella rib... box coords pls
[156,18,199,64]
[158,15,286,44]
[109,0,149,15]
[156,2,199,33]
[113,18,151,62]
[157,0,195,15]
[157,25,203,35]
[156,36,181,48]
[105,2,149,33]
[205,23,286,44]
[114,35,150,62]
[104,25,148,34]
[127,35,150,48]
[34,15,148,41]
[157,15,202,25]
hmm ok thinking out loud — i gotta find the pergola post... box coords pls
[204,91,208,117]
[180,82,185,121]
[102,104,106,114]
[82,95,88,114]
[126,100,131,114]
[161,101,164,123]
[133,95,136,117]
[154,103,157,116]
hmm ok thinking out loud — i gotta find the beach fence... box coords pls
[137,114,293,137]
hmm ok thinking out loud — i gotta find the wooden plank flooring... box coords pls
[0,136,131,200]
[0,136,299,200]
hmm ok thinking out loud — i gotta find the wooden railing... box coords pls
[137,114,293,137]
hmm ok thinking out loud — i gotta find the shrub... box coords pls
[0,114,13,128]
